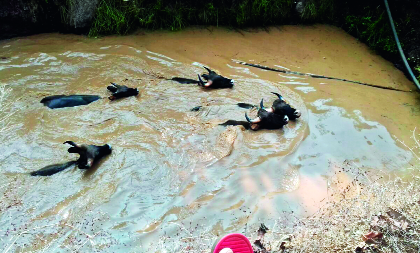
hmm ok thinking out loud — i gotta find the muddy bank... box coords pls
[1,0,420,83]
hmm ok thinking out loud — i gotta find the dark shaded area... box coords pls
[237,103,256,109]
[30,161,77,176]
[0,0,62,40]
[40,95,101,109]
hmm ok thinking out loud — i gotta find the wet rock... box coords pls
[295,0,307,15]
[214,126,241,159]
[67,0,98,31]
[0,0,61,40]
[0,0,97,39]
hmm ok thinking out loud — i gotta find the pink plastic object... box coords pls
[213,233,254,253]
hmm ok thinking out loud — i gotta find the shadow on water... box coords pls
[0,25,419,251]
[81,150,116,179]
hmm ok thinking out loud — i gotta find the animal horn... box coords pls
[271,92,283,100]
[260,99,265,110]
[245,113,252,123]
[197,74,205,86]
[245,113,261,123]
[203,66,211,74]
[63,141,78,147]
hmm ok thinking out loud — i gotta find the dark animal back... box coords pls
[171,77,199,84]
[40,95,66,104]
[219,120,250,130]
[211,76,234,89]
[41,95,101,109]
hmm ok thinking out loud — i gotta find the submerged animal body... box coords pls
[198,67,234,89]
[107,82,139,100]
[221,99,289,131]
[267,92,301,120]
[171,67,233,89]
[40,95,101,109]
[64,141,112,169]
[171,77,199,84]
[30,161,77,176]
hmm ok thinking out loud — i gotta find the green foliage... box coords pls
[89,0,138,36]
[301,0,335,22]
[415,66,420,82]
[87,0,300,36]
[345,10,397,53]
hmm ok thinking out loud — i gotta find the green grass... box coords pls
[87,0,303,36]
[301,0,335,22]
[89,0,138,36]
[345,11,397,54]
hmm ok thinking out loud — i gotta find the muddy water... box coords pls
[0,25,419,252]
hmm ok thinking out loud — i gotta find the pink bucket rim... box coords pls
[213,233,253,253]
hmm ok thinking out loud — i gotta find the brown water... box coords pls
[0,25,419,252]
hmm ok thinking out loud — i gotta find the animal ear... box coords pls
[201,74,209,80]
[67,147,81,153]
[107,85,118,92]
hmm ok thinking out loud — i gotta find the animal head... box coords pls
[107,82,139,100]
[198,67,234,88]
[245,99,289,129]
[64,141,112,169]
[245,111,289,129]
[270,92,301,119]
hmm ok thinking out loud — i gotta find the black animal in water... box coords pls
[171,77,199,84]
[30,161,77,176]
[198,66,234,89]
[40,95,101,109]
[64,141,112,169]
[30,142,112,176]
[221,99,289,131]
[107,82,139,100]
[171,67,234,89]
[266,92,301,120]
